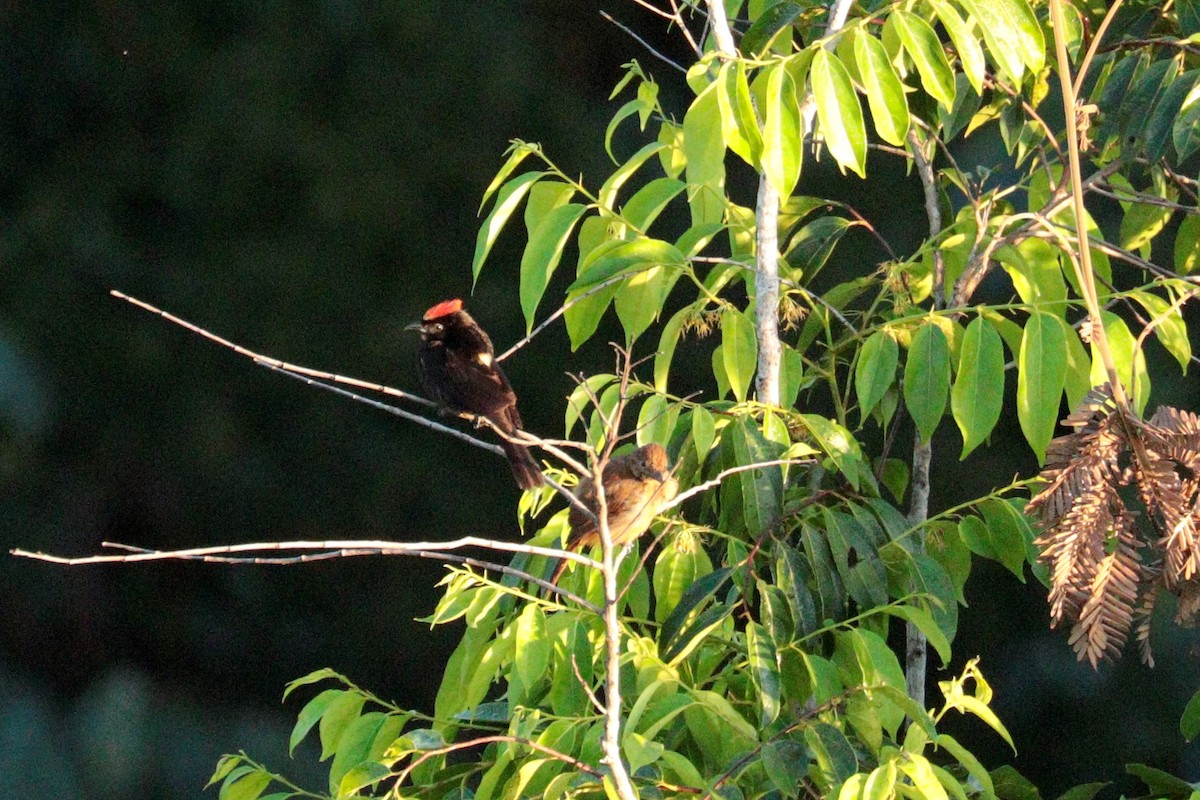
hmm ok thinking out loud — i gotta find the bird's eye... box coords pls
[431,323,444,333]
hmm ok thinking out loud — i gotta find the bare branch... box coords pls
[664,458,808,511]
[12,536,601,571]
[601,10,687,73]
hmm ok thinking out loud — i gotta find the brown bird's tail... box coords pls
[501,437,543,490]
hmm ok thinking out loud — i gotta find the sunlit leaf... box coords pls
[905,323,950,444]
[1017,312,1066,462]
[811,50,867,177]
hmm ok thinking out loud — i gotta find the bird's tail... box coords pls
[501,437,543,490]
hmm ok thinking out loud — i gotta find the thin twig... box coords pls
[12,536,602,571]
[497,273,632,362]
[663,458,807,511]
[601,10,687,73]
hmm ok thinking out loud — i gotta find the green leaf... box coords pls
[565,374,615,437]
[319,691,366,761]
[329,712,403,794]
[746,622,782,726]
[622,177,686,233]
[730,415,784,536]
[520,203,587,331]
[853,31,910,146]
[905,323,951,444]
[1055,783,1110,800]
[927,0,986,94]
[811,50,867,177]
[615,262,680,343]
[956,0,1044,84]
[717,60,763,166]
[1132,290,1191,373]
[1145,69,1198,162]
[622,731,665,775]
[479,142,537,212]
[1089,310,1149,416]
[691,405,717,463]
[568,238,685,292]
[1126,764,1198,799]
[513,604,551,691]
[683,82,727,225]
[885,604,951,667]
[1181,0,1200,36]
[283,668,341,701]
[722,308,758,402]
[1173,82,1200,160]
[800,413,866,490]
[654,540,713,623]
[598,141,666,211]
[1174,213,1200,275]
[659,567,734,662]
[952,316,1005,457]
[979,499,1031,580]
[338,762,392,798]
[762,62,803,197]
[889,10,956,109]
[784,215,852,277]
[472,171,544,282]
[290,688,342,755]
[856,330,899,420]
[742,2,803,55]
[564,216,618,350]
[220,769,272,800]
[1017,312,1066,462]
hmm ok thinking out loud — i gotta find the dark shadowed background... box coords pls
[2,3,1198,798]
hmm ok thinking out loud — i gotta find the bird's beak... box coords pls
[404,321,423,333]
[650,469,667,483]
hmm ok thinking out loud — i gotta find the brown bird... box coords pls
[551,443,678,584]
[406,298,543,490]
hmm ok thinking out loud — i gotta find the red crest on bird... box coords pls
[423,298,463,321]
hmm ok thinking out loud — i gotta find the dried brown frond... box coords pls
[1065,514,1142,668]
[1027,383,1200,667]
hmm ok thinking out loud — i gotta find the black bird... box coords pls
[407,298,543,489]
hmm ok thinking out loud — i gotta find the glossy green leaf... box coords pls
[472,171,544,281]
[853,37,910,150]
[1132,290,1191,373]
[1145,69,1198,162]
[683,81,727,225]
[1173,82,1200,160]
[329,712,403,794]
[654,540,713,623]
[1181,689,1200,741]
[479,142,537,212]
[622,177,686,233]
[722,307,758,402]
[784,215,852,277]
[318,691,366,760]
[956,0,1044,84]
[905,323,951,444]
[519,203,587,331]
[654,303,692,393]
[290,689,340,755]
[811,50,867,177]
[598,141,665,211]
[513,604,551,692]
[979,499,1031,580]
[746,621,782,726]
[1058,316,1092,413]
[568,237,685,291]
[615,262,680,343]
[927,0,986,94]
[1176,213,1200,275]
[742,2,803,55]
[952,316,1005,457]
[1017,312,1066,462]
[717,60,763,166]
[220,769,271,800]
[564,216,618,350]
[889,10,956,109]
[338,762,392,798]
[855,330,899,420]
[762,62,803,198]
[1090,310,1150,416]
[731,415,784,536]
[1126,764,1197,799]
[691,405,716,463]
